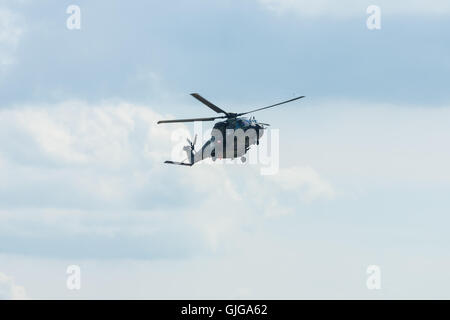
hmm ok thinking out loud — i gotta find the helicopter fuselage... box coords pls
[195,117,264,163]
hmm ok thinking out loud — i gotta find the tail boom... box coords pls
[164,161,193,166]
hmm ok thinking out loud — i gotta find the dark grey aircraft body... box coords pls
[157,93,304,166]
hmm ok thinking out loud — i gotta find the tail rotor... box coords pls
[183,134,197,164]
[186,134,197,149]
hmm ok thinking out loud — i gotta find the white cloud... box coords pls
[0,272,27,300]
[281,100,450,189]
[3,100,450,298]
[258,0,450,18]
[0,100,334,258]
[0,7,24,70]
[270,166,335,202]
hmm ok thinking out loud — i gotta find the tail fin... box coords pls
[184,134,197,164]
[183,145,194,164]
[163,134,196,166]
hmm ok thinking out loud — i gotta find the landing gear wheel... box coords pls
[212,156,216,162]
[241,156,246,163]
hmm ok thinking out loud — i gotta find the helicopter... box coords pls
[157,93,305,166]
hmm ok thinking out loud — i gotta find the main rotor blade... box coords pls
[157,116,224,124]
[191,93,229,115]
[238,96,305,116]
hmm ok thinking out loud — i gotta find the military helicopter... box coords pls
[157,93,305,166]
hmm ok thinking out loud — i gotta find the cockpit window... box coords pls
[236,119,247,128]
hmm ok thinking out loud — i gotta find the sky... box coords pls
[0,0,450,299]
